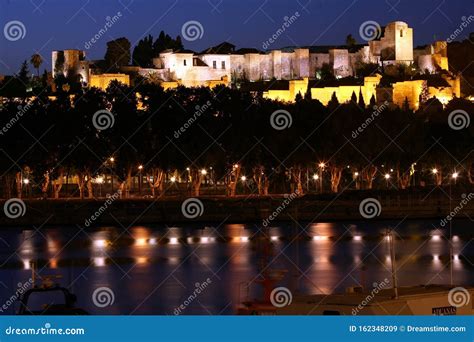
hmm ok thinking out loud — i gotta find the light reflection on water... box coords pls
[0,220,472,315]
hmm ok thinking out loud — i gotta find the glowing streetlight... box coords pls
[384,173,391,188]
[170,176,176,183]
[354,172,359,177]
[319,162,326,168]
[452,172,458,179]
[138,165,143,171]
[96,176,104,197]
[201,169,207,176]
[432,168,438,175]
[233,164,240,169]
[312,174,319,180]
[109,157,115,163]
[241,176,247,181]
[23,178,29,185]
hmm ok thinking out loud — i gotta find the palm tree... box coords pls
[30,53,43,77]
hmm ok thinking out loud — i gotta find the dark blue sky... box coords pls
[0,0,471,74]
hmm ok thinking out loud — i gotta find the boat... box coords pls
[238,228,473,315]
[238,284,474,315]
[18,284,88,315]
[17,263,88,315]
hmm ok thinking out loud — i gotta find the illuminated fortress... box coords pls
[52,21,460,110]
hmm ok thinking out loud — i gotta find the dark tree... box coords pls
[153,31,184,55]
[318,63,335,81]
[350,91,357,103]
[18,60,30,84]
[346,34,357,47]
[104,37,131,72]
[328,91,339,109]
[358,88,365,108]
[132,35,154,67]
[369,94,376,108]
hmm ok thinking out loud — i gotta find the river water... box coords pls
[0,220,472,315]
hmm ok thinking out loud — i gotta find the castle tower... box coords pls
[369,21,413,64]
[52,49,89,85]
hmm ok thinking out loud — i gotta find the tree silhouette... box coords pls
[104,37,131,72]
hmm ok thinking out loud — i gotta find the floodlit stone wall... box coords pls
[264,75,382,104]
[392,80,425,110]
[90,73,130,90]
[330,49,351,78]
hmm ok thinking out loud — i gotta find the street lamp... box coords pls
[241,175,247,182]
[201,169,207,176]
[318,163,325,193]
[23,179,29,185]
[384,173,390,188]
[452,172,459,184]
[170,176,176,183]
[312,174,319,192]
[138,165,143,195]
[432,168,438,175]
[96,176,104,197]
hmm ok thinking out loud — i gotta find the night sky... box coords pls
[0,0,471,74]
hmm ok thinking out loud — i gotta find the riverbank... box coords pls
[0,188,473,226]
